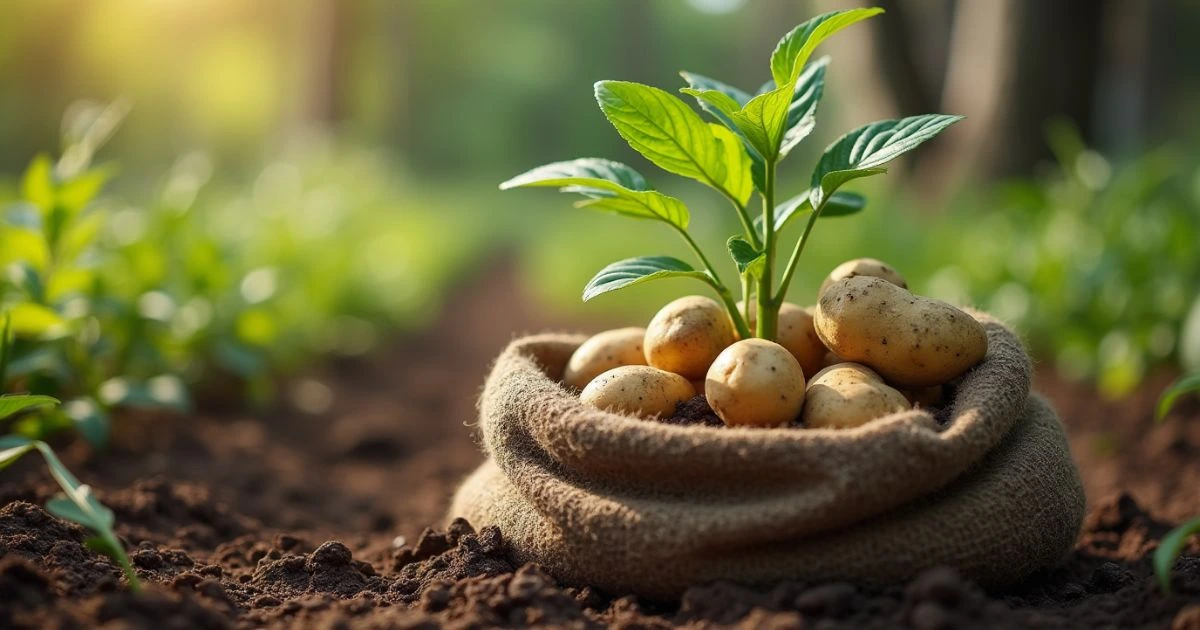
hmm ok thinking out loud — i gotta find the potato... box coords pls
[736,301,827,378]
[645,296,737,380]
[705,338,806,427]
[563,327,648,390]
[802,362,910,429]
[815,276,988,387]
[580,365,695,419]
[819,258,907,298]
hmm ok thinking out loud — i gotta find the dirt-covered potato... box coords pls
[819,258,907,298]
[562,327,647,390]
[802,362,910,429]
[579,365,694,419]
[815,276,988,387]
[705,338,806,427]
[645,296,737,380]
[736,301,827,378]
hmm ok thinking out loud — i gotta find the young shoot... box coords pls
[501,7,961,342]
[0,396,141,592]
[1153,371,1200,593]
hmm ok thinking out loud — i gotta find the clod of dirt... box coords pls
[390,518,513,603]
[252,540,388,599]
[0,501,125,594]
[661,395,725,426]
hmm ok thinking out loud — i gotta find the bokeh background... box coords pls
[1,0,1198,429]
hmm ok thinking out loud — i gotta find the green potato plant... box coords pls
[931,124,1200,396]
[1154,371,1200,593]
[501,8,961,341]
[0,102,190,447]
[2,101,491,444]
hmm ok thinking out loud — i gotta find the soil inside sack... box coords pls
[452,312,1087,598]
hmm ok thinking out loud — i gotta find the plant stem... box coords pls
[102,531,142,593]
[756,162,778,340]
[740,272,752,324]
[674,227,752,339]
[776,195,826,302]
[727,197,761,249]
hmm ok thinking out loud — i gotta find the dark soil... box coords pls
[1,260,1199,629]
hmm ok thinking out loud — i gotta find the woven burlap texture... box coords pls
[450,312,1085,599]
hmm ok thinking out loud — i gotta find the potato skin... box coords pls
[645,296,737,380]
[736,301,827,378]
[815,276,988,387]
[819,258,907,298]
[705,338,806,427]
[802,362,910,429]
[580,365,694,419]
[563,327,648,390]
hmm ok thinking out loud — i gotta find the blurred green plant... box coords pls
[1,102,489,445]
[1153,371,1199,593]
[502,8,960,341]
[928,123,1200,397]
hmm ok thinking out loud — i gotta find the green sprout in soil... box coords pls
[1154,371,1200,593]
[501,7,961,342]
[0,399,141,592]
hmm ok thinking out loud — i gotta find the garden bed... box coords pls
[1,262,1198,629]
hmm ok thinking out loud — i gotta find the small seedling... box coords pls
[501,7,960,342]
[1154,371,1200,593]
[0,395,141,591]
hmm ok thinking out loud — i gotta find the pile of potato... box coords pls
[564,259,988,429]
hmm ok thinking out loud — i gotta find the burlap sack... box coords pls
[450,312,1085,599]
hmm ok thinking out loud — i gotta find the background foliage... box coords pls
[0,0,1195,450]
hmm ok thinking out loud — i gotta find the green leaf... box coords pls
[678,72,751,131]
[723,89,790,162]
[811,114,964,205]
[499,158,649,194]
[720,6,883,164]
[709,124,753,205]
[1155,516,1200,593]
[573,189,691,230]
[0,395,60,421]
[583,256,710,301]
[5,303,69,339]
[769,8,884,90]
[756,191,868,234]
[57,166,113,215]
[47,495,101,529]
[779,57,828,158]
[681,62,826,184]
[727,236,765,278]
[20,154,56,212]
[0,436,35,469]
[595,81,748,203]
[501,160,690,229]
[1157,373,1200,422]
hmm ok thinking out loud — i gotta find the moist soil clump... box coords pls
[0,261,1198,628]
[663,395,725,426]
